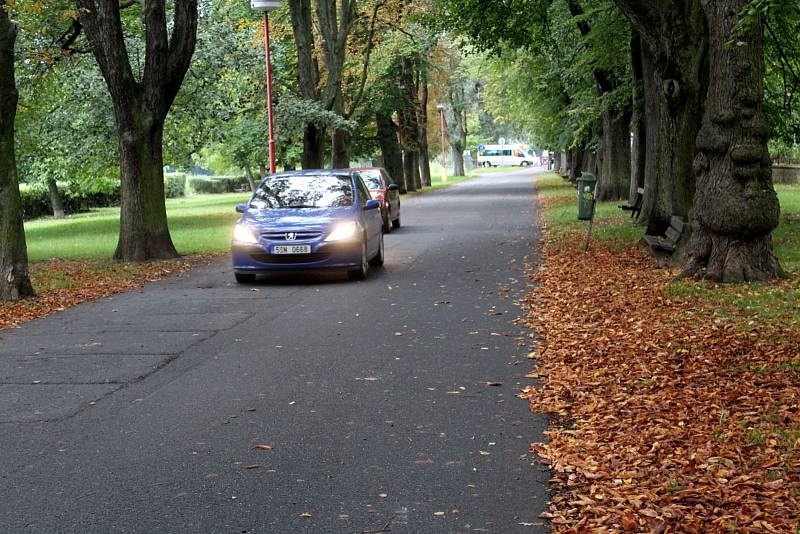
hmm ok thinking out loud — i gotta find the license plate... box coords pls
[273,245,311,255]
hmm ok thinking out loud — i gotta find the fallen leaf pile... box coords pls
[0,255,219,330]
[520,228,800,531]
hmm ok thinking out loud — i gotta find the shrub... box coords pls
[188,176,227,195]
[19,178,121,221]
[164,173,187,198]
[187,175,249,195]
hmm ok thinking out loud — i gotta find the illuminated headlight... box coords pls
[325,221,358,242]
[233,224,258,244]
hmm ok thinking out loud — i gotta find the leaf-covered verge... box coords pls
[521,174,800,532]
[0,255,219,330]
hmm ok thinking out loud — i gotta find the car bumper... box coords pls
[232,240,362,272]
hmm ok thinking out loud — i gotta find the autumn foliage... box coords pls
[521,219,800,531]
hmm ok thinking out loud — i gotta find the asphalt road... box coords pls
[0,168,549,533]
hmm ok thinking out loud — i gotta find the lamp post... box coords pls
[251,0,282,174]
[436,103,447,183]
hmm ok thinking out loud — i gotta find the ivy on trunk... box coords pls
[0,1,35,301]
[77,0,198,262]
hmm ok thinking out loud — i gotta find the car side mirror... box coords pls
[235,204,248,213]
[387,184,400,192]
[365,199,380,211]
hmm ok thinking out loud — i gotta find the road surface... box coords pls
[0,168,549,533]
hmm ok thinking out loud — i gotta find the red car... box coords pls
[350,167,401,233]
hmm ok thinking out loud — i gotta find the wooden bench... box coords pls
[619,187,644,218]
[640,215,685,256]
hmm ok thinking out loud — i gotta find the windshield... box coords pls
[360,171,383,190]
[249,174,354,209]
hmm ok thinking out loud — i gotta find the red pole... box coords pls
[439,108,447,181]
[263,11,277,174]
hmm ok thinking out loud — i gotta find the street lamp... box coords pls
[251,0,282,174]
[436,103,447,183]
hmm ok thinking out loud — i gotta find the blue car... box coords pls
[231,170,385,282]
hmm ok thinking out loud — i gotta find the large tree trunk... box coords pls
[596,108,631,201]
[400,57,422,188]
[682,1,783,282]
[78,0,197,261]
[397,112,416,193]
[630,31,647,207]
[582,148,596,175]
[288,0,324,169]
[115,115,176,260]
[417,74,432,187]
[615,0,706,237]
[46,176,65,219]
[331,129,350,168]
[446,106,466,177]
[376,111,404,190]
[0,5,35,301]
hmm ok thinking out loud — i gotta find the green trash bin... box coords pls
[577,172,597,221]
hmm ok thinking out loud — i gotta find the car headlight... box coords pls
[325,221,358,242]
[233,224,258,244]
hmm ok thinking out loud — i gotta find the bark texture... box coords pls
[596,109,632,200]
[376,111,404,191]
[445,102,467,177]
[417,74,432,187]
[0,5,35,300]
[615,0,706,236]
[78,0,197,261]
[682,1,783,281]
[288,0,324,168]
[630,32,646,207]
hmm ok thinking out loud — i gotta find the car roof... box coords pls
[268,169,354,179]
[347,167,383,172]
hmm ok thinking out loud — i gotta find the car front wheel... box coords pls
[369,232,385,267]
[347,240,369,281]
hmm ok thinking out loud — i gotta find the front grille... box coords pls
[261,231,322,241]
[250,253,331,264]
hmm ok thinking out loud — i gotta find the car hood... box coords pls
[243,207,354,230]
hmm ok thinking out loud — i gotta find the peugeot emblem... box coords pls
[286,232,297,241]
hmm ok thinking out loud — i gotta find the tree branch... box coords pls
[344,0,385,118]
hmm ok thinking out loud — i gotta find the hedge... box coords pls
[164,173,187,198]
[19,174,248,221]
[187,175,249,195]
[19,179,121,221]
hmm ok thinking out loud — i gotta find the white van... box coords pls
[477,145,539,168]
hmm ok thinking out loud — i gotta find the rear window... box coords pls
[359,171,384,190]
[250,174,354,209]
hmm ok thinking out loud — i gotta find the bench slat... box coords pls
[665,227,681,242]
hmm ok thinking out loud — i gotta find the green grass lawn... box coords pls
[24,193,251,262]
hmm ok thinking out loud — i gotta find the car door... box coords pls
[355,174,381,256]
[381,169,399,219]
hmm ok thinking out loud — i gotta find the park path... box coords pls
[0,168,549,533]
